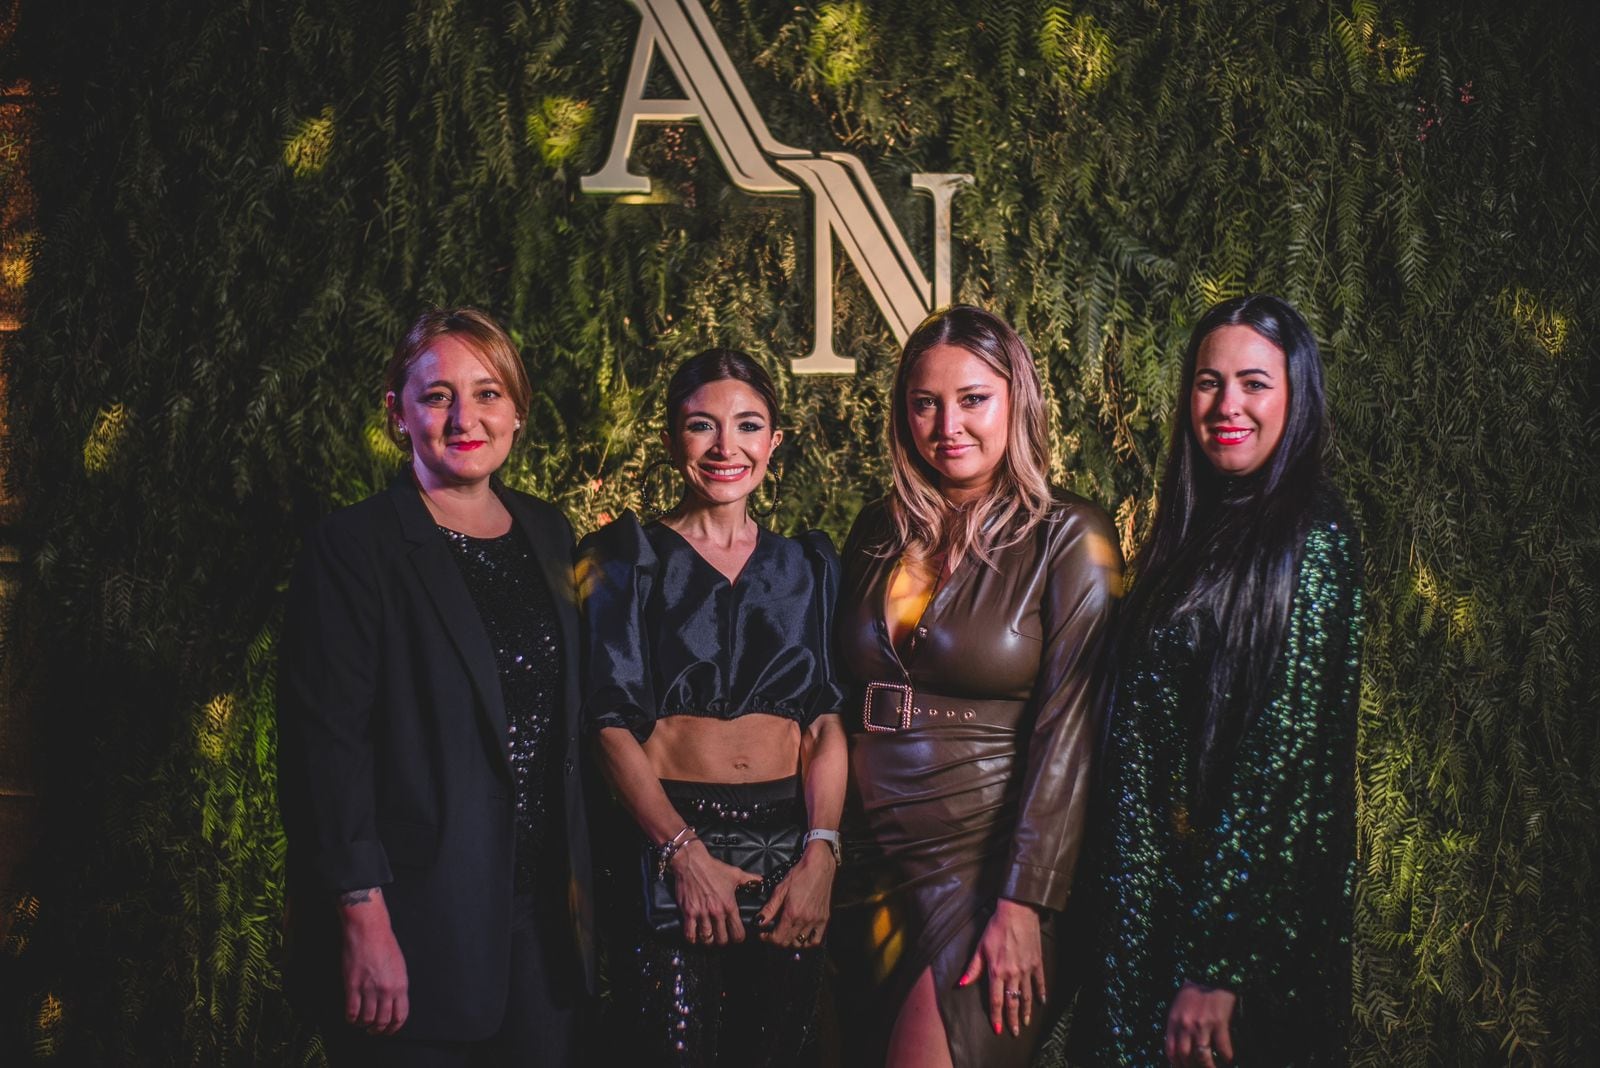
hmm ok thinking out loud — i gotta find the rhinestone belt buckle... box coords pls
[863,681,914,733]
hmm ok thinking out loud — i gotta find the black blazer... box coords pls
[277,472,595,1041]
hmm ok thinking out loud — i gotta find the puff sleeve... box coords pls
[798,530,846,723]
[577,512,660,742]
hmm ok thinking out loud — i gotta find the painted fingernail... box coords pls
[994,1023,1002,1035]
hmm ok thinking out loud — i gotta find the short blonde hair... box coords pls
[383,307,532,449]
[886,305,1054,567]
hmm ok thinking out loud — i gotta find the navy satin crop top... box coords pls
[577,512,844,741]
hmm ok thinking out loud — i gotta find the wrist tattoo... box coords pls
[338,887,379,906]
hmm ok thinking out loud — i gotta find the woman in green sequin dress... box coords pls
[1070,294,1363,1067]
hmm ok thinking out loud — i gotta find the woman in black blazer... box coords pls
[277,307,594,1066]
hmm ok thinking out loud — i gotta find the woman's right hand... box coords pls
[669,838,760,945]
[1165,980,1238,1066]
[338,887,410,1034]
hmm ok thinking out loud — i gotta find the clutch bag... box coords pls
[641,817,803,937]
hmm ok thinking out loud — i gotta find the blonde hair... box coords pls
[885,305,1054,567]
[383,306,532,450]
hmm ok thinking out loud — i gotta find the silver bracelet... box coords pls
[656,825,697,878]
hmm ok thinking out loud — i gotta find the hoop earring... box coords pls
[750,465,783,520]
[637,458,679,520]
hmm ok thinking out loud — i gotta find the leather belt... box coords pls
[861,681,1027,733]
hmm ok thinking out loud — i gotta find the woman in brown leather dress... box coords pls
[831,305,1121,1068]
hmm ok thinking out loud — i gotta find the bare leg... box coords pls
[885,967,954,1068]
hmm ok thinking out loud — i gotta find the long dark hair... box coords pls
[1122,294,1328,813]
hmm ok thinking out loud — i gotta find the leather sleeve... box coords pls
[276,514,395,894]
[1002,502,1123,910]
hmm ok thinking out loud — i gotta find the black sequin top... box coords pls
[577,512,843,741]
[1073,497,1364,1066]
[440,524,564,895]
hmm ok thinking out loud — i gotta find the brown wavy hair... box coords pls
[884,305,1054,567]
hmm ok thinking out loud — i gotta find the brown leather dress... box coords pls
[831,492,1121,1068]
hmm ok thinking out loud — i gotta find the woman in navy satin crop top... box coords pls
[581,516,841,740]
[578,349,847,1066]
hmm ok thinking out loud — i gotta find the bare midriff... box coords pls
[643,712,801,783]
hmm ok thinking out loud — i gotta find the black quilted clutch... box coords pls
[641,818,804,936]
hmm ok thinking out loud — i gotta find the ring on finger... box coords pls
[1004,989,1023,1000]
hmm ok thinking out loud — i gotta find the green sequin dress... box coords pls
[1071,495,1363,1066]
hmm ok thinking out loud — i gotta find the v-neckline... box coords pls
[877,551,965,671]
[652,519,768,587]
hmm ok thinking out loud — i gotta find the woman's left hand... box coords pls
[1165,980,1238,1066]
[958,897,1045,1037]
[755,839,837,947]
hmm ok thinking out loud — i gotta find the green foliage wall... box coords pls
[2,0,1596,1063]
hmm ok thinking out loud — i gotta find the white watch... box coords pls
[803,828,842,865]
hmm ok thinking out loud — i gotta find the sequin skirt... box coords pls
[659,777,807,830]
[604,776,824,1067]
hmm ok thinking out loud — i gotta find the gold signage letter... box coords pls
[581,0,804,195]
[583,0,972,375]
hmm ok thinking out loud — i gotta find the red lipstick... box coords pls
[1210,426,1252,446]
